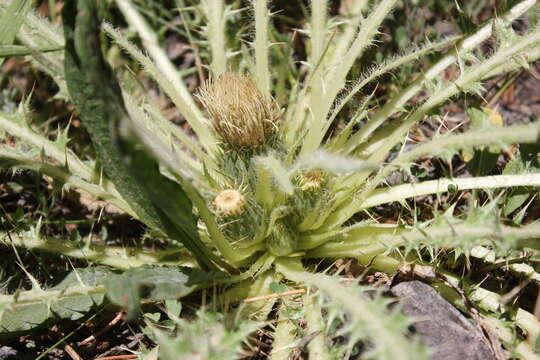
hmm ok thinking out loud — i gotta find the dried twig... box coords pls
[93,355,137,360]
[79,312,124,346]
[64,344,83,360]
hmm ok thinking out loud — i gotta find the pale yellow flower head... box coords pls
[214,189,246,216]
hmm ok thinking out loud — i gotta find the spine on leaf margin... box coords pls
[61,0,220,271]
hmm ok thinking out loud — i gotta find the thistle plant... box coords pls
[1,0,540,358]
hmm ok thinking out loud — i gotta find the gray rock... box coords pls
[391,281,495,360]
[0,347,18,360]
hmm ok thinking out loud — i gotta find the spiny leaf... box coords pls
[277,259,428,360]
[150,310,259,360]
[62,0,160,229]
[62,0,216,270]
[253,154,294,195]
[105,266,224,319]
[294,149,375,175]
[0,267,110,333]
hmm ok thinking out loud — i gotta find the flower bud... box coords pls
[299,170,325,191]
[213,189,246,217]
[196,73,280,148]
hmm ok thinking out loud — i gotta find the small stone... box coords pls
[0,346,18,360]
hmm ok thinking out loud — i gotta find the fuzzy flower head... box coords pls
[214,189,246,217]
[299,170,325,191]
[196,73,280,148]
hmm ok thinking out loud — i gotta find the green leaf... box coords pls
[0,0,32,66]
[144,313,162,322]
[501,147,539,217]
[151,310,259,360]
[6,181,23,192]
[164,300,182,318]
[520,143,540,171]
[62,0,216,270]
[394,25,408,49]
[0,44,63,58]
[0,301,49,333]
[183,267,229,286]
[62,0,162,230]
[52,267,110,289]
[503,156,526,175]
[253,154,293,195]
[0,267,109,333]
[466,148,499,176]
[128,146,226,271]
[294,149,375,175]
[48,267,110,321]
[128,148,198,243]
[270,281,287,294]
[142,347,160,360]
[464,107,503,176]
[503,189,530,217]
[105,266,197,319]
